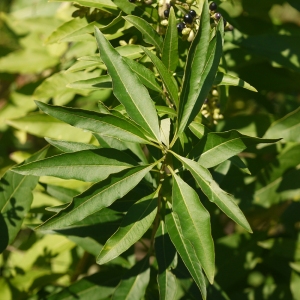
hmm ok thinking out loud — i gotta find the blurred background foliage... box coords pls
[0,0,300,299]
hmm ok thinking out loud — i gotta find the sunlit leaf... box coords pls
[94,27,161,142]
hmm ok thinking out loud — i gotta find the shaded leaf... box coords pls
[112,256,150,300]
[263,106,300,143]
[0,147,48,253]
[47,268,123,300]
[97,189,158,264]
[68,75,112,90]
[214,72,257,92]
[37,164,157,230]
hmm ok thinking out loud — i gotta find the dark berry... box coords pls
[164,9,170,18]
[214,12,222,20]
[189,10,197,18]
[184,13,193,24]
[129,0,135,2]
[209,2,218,11]
[177,22,186,33]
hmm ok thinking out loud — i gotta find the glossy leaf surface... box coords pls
[13,149,137,182]
[37,164,156,230]
[95,27,161,142]
[170,172,215,283]
[171,152,252,232]
[97,190,158,264]
[35,101,151,145]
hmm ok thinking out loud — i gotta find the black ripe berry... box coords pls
[164,10,170,18]
[214,12,222,20]
[209,2,218,11]
[177,22,186,33]
[189,10,197,18]
[129,0,135,2]
[184,13,193,24]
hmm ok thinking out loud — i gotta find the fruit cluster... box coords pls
[209,2,233,31]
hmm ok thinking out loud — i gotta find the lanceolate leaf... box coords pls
[263,106,300,143]
[97,189,158,264]
[165,202,207,299]
[35,101,152,145]
[94,27,161,142]
[112,256,150,300]
[158,270,177,300]
[12,149,137,182]
[155,221,178,300]
[123,16,163,52]
[161,7,178,73]
[177,2,224,136]
[0,147,48,253]
[123,57,162,93]
[112,0,158,22]
[68,75,112,90]
[37,164,157,230]
[170,172,215,284]
[190,130,280,168]
[47,268,122,300]
[45,138,99,153]
[170,152,252,232]
[214,72,257,92]
[143,47,178,107]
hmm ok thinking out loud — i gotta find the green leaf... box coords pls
[35,101,152,145]
[37,164,157,230]
[165,202,207,299]
[123,16,163,51]
[189,122,210,139]
[94,27,161,142]
[158,270,177,300]
[254,143,300,207]
[6,113,92,143]
[12,149,137,182]
[112,256,150,300]
[262,106,300,143]
[0,147,48,253]
[47,268,122,300]
[45,138,99,153]
[68,75,112,90]
[112,0,158,22]
[170,152,252,233]
[169,172,215,284]
[49,0,118,14]
[190,130,280,169]
[143,47,178,107]
[97,189,158,264]
[214,72,257,92]
[177,6,224,136]
[123,57,162,93]
[161,7,178,73]
[155,221,178,300]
